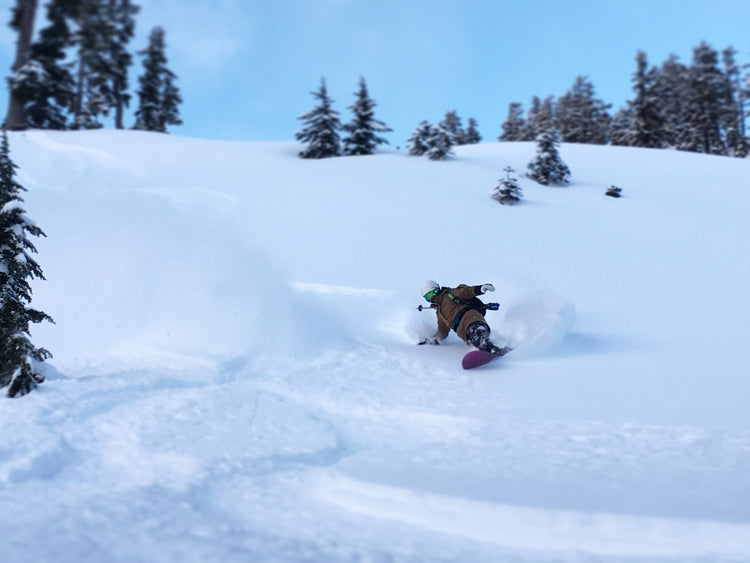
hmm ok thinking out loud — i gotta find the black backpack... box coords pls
[447,285,489,315]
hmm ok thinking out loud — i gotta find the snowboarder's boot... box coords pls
[466,321,509,355]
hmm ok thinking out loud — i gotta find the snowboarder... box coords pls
[419,280,510,355]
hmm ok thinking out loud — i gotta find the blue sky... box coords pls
[1,0,749,145]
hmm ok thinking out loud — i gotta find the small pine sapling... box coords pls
[526,130,570,186]
[492,166,523,205]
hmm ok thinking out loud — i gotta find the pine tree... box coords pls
[295,78,341,159]
[608,107,632,147]
[499,102,525,141]
[653,54,690,148]
[556,76,611,144]
[0,129,53,397]
[439,111,466,145]
[407,120,431,156]
[524,95,556,141]
[424,124,454,160]
[526,130,570,186]
[680,42,732,155]
[71,0,112,129]
[464,118,481,144]
[342,77,391,156]
[9,0,77,130]
[102,0,140,129]
[521,96,541,141]
[492,166,523,205]
[133,26,183,133]
[625,50,666,148]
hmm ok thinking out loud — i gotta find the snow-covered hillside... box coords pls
[2,130,750,562]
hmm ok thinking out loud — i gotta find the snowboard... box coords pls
[461,348,510,370]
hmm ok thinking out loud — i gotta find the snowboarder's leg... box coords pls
[465,321,510,355]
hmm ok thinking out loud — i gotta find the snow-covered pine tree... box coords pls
[71,0,112,129]
[424,124,454,160]
[526,130,570,186]
[296,78,342,159]
[498,102,525,141]
[439,111,466,145]
[608,107,632,147]
[407,120,432,156]
[653,54,690,149]
[523,95,556,141]
[342,77,391,156]
[11,0,77,130]
[679,42,732,155]
[556,76,611,145]
[492,166,523,205]
[463,118,481,144]
[520,96,540,141]
[0,129,53,397]
[133,26,183,133]
[625,50,666,148]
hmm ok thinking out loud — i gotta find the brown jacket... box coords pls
[428,285,487,342]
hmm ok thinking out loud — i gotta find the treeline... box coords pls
[4,0,182,133]
[499,43,749,157]
[299,41,749,161]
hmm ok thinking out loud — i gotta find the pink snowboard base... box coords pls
[461,349,506,369]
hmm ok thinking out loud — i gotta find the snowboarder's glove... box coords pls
[480,284,495,293]
[486,302,500,311]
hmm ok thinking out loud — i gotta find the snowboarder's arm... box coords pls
[452,285,485,300]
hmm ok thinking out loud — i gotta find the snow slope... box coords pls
[2,129,750,562]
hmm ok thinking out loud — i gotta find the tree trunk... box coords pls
[114,84,124,129]
[74,51,85,126]
[4,0,38,130]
